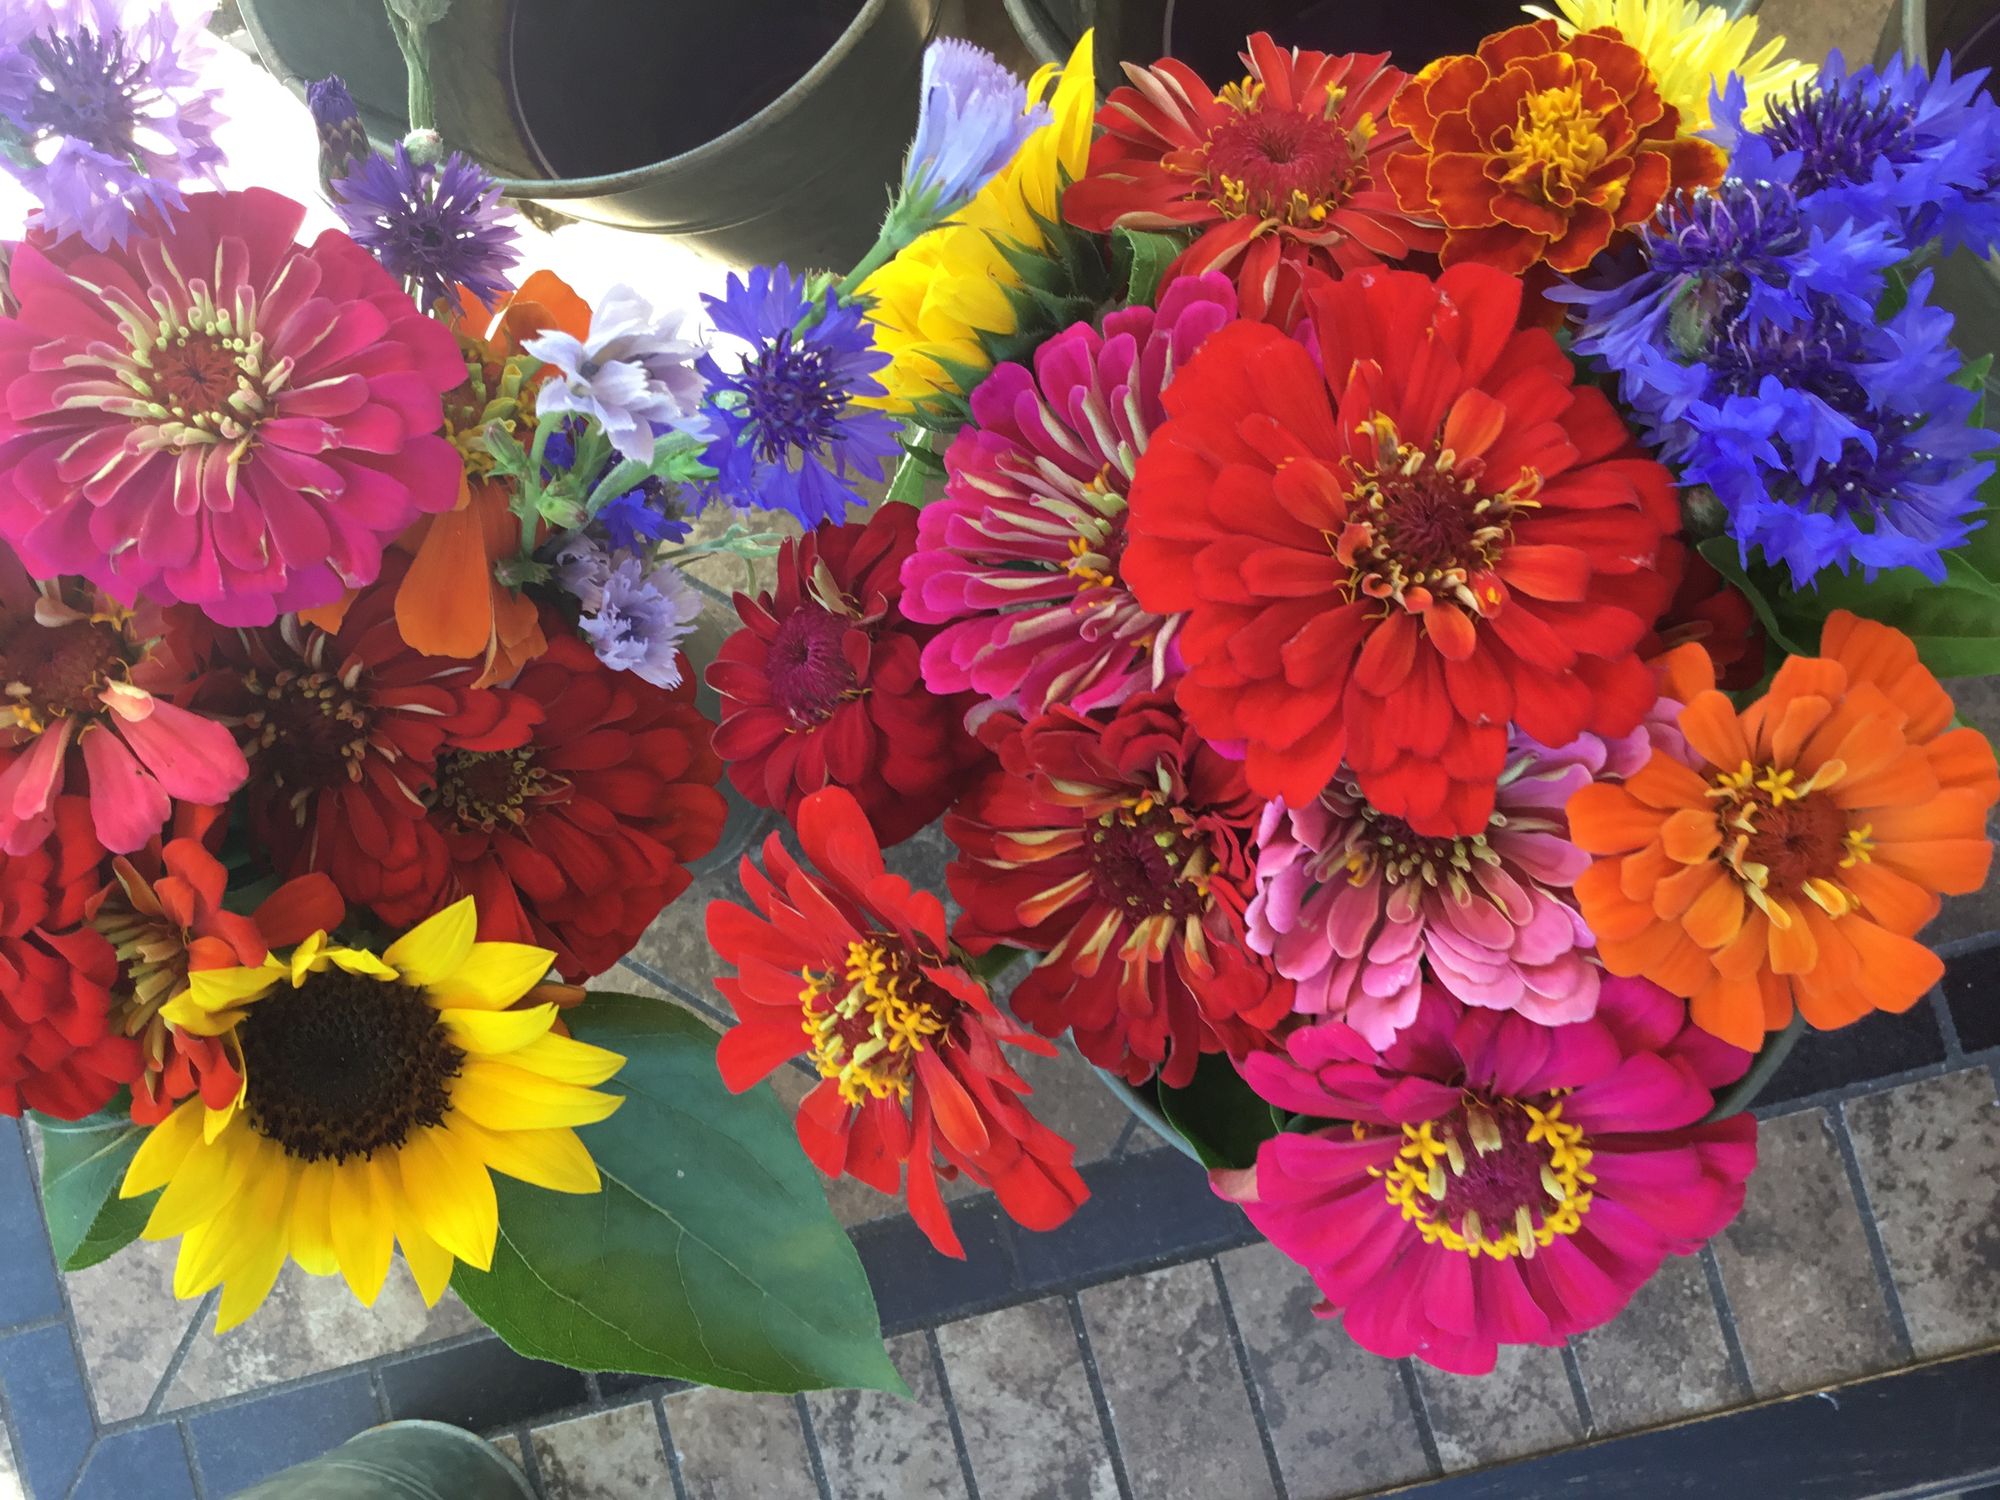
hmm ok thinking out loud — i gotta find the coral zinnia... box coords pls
[1063,36,1439,322]
[946,692,1292,1088]
[0,188,466,625]
[1567,615,1999,1050]
[901,274,1236,723]
[0,547,246,855]
[0,793,140,1117]
[122,898,622,1331]
[1218,977,1757,1375]
[1248,726,1646,1051]
[1384,20,1724,275]
[709,788,1089,1256]
[709,503,984,848]
[1122,262,1679,836]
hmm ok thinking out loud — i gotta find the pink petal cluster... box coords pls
[900,273,1238,722]
[1247,728,1653,1048]
[0,188,465,626]
[1217,978,1757,1374]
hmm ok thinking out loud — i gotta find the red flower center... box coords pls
[151,331,245,418]
[240,666,375,804]
[1198,82,1369,227]
[767,604,858,727]
[802,937,958,1106]
[435,746,563,833]
[1381,1095,1594,1260]
[0,615,126,727]
[1086,800,1211,919]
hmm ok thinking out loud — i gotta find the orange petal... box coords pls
[1653,642,1716,706]
[1625,754,1710,811]
[397,504,496,661]
[1653,858,1721,921]
[1834,745,1937,811]
[1927,726,2000,801]
[1677,690,1749,770]
[1682,873,1745,949]
[1660,806,1721,864]
[1838,918,1943,1011]
[1567,782,1661,853]
[297,590,357,634]
[1765,901,1818,975]
[1690,975,1767,1050]
[1843,861,1941,935]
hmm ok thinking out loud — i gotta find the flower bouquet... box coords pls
[1,0,1996,1391]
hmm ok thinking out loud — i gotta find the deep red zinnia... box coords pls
[1062,34,1441,323]
[708,787,1089,1256]
[945,692,1292,1089]
[1121,262,1679,837]
[708,503,984,848]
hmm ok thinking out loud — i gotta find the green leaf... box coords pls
[451,994,905,1395]
[1777,553,2000,678]
[1156,1054,1277,1171]
[1695,537,1809,658]
[36,1104,157,1273]
[1112,227,1185,308]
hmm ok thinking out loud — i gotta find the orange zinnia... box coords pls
[1568,613,1997,1050]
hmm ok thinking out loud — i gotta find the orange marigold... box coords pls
[1568,613,1998,1050]
[1384,20,1724,275]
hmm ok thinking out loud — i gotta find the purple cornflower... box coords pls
[332,144,520,312]
[306,74,370,194]
[902,39,1045,216]
[528,285,708,463]
[699,264,898,526]
[554,535,704,690]
[0,0,226,248]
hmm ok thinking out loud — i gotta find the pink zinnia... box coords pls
[899,273,1237,722]
[1246,729,1652,1048]
[0,546,245,855]
[0,188,465,626]
[1217,978,1758,1375]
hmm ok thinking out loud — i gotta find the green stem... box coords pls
[964,945,1027,987]
[387,10,436,132]
[517,419,555,558]
[1703,1009,1807,1122]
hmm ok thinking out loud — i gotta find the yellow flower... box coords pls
[121,898,623,1332]
[858,30,1097,414]
[1526,0,1815,130]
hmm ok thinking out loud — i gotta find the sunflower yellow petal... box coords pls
[214,1219,291,1334]
[289,1159,339,1277]
[289,931,329,985]
[167,961,282,1034]
[144,1127,255,1238]
[442,1003,560,1056]
[428,942,556,1011]
[123,1099,206,1197]
[381,1155,455,1306]
[328,1157,395,1306]
[455,1120,602,1196]
[503,1032,626,1087]
[173,1219,231,1300]
[383,897,478,986]
[396,1126,498,1271]
[452,1060,624,1131]
[328,948,400,981]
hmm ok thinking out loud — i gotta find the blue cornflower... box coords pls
[554,535,703,690]
[333,144,521,311]
[698,264,899,527]
[901,38,1046,218]
[306,74,370,194]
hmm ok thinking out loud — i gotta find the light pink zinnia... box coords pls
[0,188,465,626]
[1246,728,1654,1049]
[1216,977,1758,1375]
[899,273,1237,722]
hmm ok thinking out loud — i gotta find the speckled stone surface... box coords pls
[807,1332,968,1500]
[1418,1344,1585,1471]
[1846,1068,2000,1359]
[1573,1254,1746,1432]
[1759,0,1899,70]
[935,1298,1118,1500]
[665,1386,817,1500]
[64,1235,198,1422]
[1712,1109,1903,1396]
[1080,1261,1277,1500]
[529,1402,676,1500]
[1216,1241,1432,1498]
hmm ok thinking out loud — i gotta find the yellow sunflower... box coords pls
[120,898,623,1332]
[858,29,1097,414]
[1525,0,1816,131]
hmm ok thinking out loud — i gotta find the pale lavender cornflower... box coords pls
[0,0,226,248]
[555,535,703,690]
[526,286,708,463]
[901,38,1045,218]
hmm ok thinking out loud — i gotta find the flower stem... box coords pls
[1703,1009,1807,1122]
[964,945,1027,987]
[384,8,436,133]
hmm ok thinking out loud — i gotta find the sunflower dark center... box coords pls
[435,745,561,832]
[0,617,126,723]
[767,604,857,726]
[1202,88,1364,223]
[238,967,463,1163]
[239,666,373,801]
[1085,802,1210,918]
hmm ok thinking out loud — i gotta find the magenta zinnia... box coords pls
[899,274,1238,722]
[1219,977,1757,1375]
[0,188,465,626]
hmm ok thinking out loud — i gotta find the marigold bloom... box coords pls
[946,693,1292,1089]
[123,898,623,1331]
[1219,978,1757,1374]
[1063,35,1439,322]
[857,32,1096,414]
[709,788,1088,1256]
[0,189,466,625]
[1568,615,1999,1049]
[1384,21,1724,275]
[709,503,984,847]
[1122,262,1679,836]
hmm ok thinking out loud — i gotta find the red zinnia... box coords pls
[1063,34,1440,323]
[1122,262,1679,837]
[708,503,984,847]
[709,787,1088,1256]
[946,693,1292,1088]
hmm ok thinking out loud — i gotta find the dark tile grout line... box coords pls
[1064,1291,1137,1500]
[1697,1244,1757,1400]
[615,955,736,1031]
[177,1417,208,1500]
[1830,1103,1918,1362]
[1932,983,1966,1062]
[1109,1115,1143,1158]
[142,1292,216,1418]
[652,1394,693,1500]
[923,1326,983,1500]
[1395,1358,1447,1480]
[793,1392,835,1500]
[1754,1039,2000,1122]
[1207,1257,1290,1500]
[368,1368,392,1422]
[1558,1344,1596,1440]
[505,1423,543,1499]
[15,1121,110,1500]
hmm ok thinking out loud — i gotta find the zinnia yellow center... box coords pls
[1503,83,1612,201]
[1708,759,1875,923]
[801,940,951,1106]
[1374,1096,1594,1260]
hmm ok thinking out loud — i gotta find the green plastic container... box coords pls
[226,1421,535,1500]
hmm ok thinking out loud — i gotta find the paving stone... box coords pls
[0,1122,60,1330]
[530,1402,676,1500]
[164,1262,480,1408]
[1010,1038,1132,1167]
[627,819,770,1007]
[0,1324,93,1498]
[186,1370,380,1495]
[1712,1108,1902,1396]
[64,1234,201,1421]
[935,1298,1117,1500]
[1573,1255,1745,1433]
[72,1423,197,1500]
[1846,1068,2000,1359]
[379,1335,591,1432]
[1080,1260,1276,1500]
[665,1386,817,1500]
[807,1331,968,1500]
[1419,1343,1585,1471]
[1217,1241,1432,1497]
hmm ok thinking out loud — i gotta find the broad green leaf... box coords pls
[1156,1054,1277,1171]
[452,994,904,1396]
[1113,227,1185,308]
[1777,553,2000,678]
[36,1104,157,1273]
[1695,537,1809,657]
